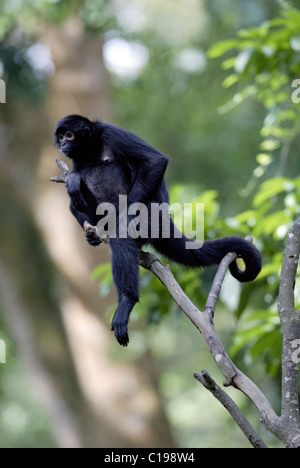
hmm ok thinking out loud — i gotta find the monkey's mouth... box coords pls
[60,148,71,158]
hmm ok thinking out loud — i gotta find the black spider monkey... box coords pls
[54,115,262,347]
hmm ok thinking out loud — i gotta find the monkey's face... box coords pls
[56,130,78,158]
[54,115,95,161]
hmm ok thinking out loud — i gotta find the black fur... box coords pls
[54,115,262,346]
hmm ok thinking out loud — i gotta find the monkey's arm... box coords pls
[108,125,170,204]
[70,203,102,246]
[128,152,169,205]
[51,160,102,246]
[66,172,89,213]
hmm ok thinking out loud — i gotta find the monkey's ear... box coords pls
[82,120,95,135]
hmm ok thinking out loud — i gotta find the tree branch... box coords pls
[205,251,238,319]
[278,217,300,447]
[51,159,300,448]
[138,248,281,443]
[49,159,70,184]
[194,370,268,449]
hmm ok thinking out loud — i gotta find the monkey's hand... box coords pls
[66,172,89,213]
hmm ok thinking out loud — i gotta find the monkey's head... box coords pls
[54,115,98,160]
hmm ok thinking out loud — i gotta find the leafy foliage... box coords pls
[208,8,300,181]
[208,7,300,374]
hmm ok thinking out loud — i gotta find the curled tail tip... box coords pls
[229,241,262,283]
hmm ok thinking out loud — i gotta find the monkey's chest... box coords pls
[82,163,132,205]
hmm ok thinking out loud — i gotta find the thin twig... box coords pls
[49,159,70,184]
[205,236,253,318]
[205,251,237,318]
[194,370,268,449]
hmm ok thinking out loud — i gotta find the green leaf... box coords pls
[260,139,281,152]
[260,126,291,139]
[221,57,236,70]
[230,323,275,356]
[251,329,281,361]
[207,39,240,58]
[257,263,282,281]
[237,25,269,40]
[222,74,239,88]
[256,153,274,166]
[283,9,300,26]
[253,178,293,207]
[246,310,279,322]
[235,210,258,225]
[276,109,297,122]
[255,211,291,237]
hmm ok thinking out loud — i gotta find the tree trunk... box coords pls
[0,17,174,448]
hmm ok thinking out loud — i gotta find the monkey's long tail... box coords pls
[152,221,262,283]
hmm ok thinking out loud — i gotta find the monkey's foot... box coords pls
[84,221,109,245]
[85,232,102,247]
[111,319,130,347]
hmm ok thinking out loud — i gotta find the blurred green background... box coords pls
[0,0,300,448]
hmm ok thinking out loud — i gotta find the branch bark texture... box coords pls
[278,218,300,447]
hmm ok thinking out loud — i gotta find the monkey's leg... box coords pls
[109,238,140,347]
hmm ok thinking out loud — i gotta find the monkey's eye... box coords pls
[58,134,64,143]
[65,131,75,141]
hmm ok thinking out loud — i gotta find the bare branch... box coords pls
[138,249,281,438]
[205,251,237,318]
[205,236,253,318]
[50,159,70,184]
[194,370,268,449]
[278,217,300,447]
